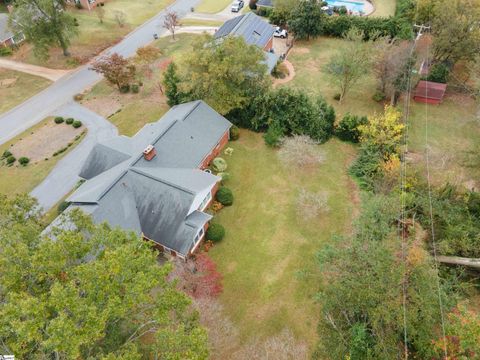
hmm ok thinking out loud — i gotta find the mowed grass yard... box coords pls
[195,0,232,13]
[287,36,480,188]
[0,69,51,115]
[9,0,174,69]
[209,131,358,351]
[0,117,86,196]
[370,0,397,17]
[82,34,200,136]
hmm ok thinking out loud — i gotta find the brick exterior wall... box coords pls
[263,37,273,52]
[199,129,230,169]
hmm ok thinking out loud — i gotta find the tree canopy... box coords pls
[0,195,208,360]
[177,35,270,115]
[288,0,325,40]
[10,0,78,59]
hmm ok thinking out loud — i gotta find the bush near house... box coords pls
[206,223,225,242]
[65,118,74,125]
[216,187,234,206]
[335,113,368,143]
[212,157,228,172]
[230,125,240,141]
[54,116,64,124]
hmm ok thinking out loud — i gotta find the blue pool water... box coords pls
[326,0,365,13]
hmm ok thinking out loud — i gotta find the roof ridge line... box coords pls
[231,13,248,33]
[97,170,130,202]
[129,168,196,196]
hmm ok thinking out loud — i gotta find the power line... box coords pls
[422,27,448,358]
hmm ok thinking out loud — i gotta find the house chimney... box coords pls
[143,145,156,161]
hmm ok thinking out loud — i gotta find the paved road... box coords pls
[0,59,71,81]
[0,0,201,145]
[30,103,118,211]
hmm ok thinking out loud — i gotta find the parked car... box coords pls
[231,0,244,12]
[273,27,288,39]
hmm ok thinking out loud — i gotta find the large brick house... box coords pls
[61,101,232,259]
[214,12,279,73]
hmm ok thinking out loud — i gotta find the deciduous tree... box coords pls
[178,35,270,114]
[163,11,180,40]
[373,38,413,105]
[288,0,324,40]
[0,195,208,359]
[10,0,78,59]
[430,0,480,64]
[323,28,373,103]
[90,53,136,91]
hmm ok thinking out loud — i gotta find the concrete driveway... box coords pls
[30,103,118,212]
[0,0,202,146]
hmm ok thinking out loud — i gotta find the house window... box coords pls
[193,227,205,247]
[198,191,212,211]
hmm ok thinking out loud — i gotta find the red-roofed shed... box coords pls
[413,80,447,105]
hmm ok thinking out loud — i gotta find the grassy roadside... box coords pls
[195,0,231,13]
[0,69,52,115]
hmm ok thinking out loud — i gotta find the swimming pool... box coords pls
[326,0,365,13]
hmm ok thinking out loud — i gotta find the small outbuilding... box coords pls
[413,80,447,105]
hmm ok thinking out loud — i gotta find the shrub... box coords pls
[278,135,326,167]
[54,116,64,124]
[57,201,70,214]
[72,120,83,128]
[73,93,84,101]
[0,46,13,57]
[212,157,227,172]
[216,187,234,206]
[230,125,240,141]
[333,93,341,101]
[224,147,234,156]
[217,172,231,183]
[18,157,30,166]
[1,150,11,159]
[65,118,74,125]
[272,62,289,79]
[372,92,386,102]
[426,63,450,84]
[206,223,225,242]
[6,155,16,165]
[335,113,368,143]
[119,84,130,93]
[131,84,140,93]
[263,123,285,148]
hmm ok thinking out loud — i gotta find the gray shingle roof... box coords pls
[214,12,274,49]
[0,14,14,43]
[65,100,231,256]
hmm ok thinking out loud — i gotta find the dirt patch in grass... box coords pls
[10,121,83,162]
[82,96,123,118]
[292,47,310,55]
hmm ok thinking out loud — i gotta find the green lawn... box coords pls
[180,19,224,27]
[195,0,231,13]
[209,131,358,352]
[0,118,86,196]
[0,69,51,115]
[370,0,397,17]
[83,34,200,136]
[287,37,384,119]
[9,0,174,69]
[407,96,480,188]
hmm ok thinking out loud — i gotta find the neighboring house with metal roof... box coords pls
[58,100,232,259]
[214,12,279,73]
[0,13,25,47]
